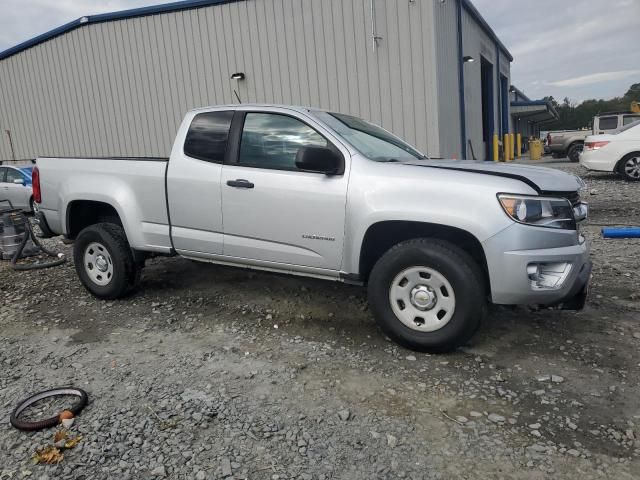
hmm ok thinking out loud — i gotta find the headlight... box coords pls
[498,194,576,230]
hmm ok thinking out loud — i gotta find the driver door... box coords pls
[221,110,350,272]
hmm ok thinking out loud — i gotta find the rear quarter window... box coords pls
[184,111,234,163]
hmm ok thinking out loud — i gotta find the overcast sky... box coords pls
[1,0,639,104]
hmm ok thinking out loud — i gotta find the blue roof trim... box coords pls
[462,0,513,62]
[511,100,559,120]
[511,100,549,107]
[0,0,242,61]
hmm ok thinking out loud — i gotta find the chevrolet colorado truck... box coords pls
[34,104,591,352]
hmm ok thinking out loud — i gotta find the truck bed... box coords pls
[37,156,173,253]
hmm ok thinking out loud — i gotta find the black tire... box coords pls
[73,222,141,299]
[10,387,88,431]
[367,239,486,353]
[567,143,583,163]
[617,152,640,181]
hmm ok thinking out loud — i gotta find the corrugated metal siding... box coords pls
[432,0,460,159]
[0,0,441,160]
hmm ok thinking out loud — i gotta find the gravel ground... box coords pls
[1,161,639,479]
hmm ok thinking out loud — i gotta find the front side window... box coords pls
[312,111,425,162]
[238,113,328,170]
[184,111,234,163]
[598,116,618,131]
[5,168,24,183]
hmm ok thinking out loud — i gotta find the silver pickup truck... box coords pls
[35,104,591,352]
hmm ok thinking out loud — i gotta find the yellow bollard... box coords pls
[516,133,521,159]
[493,134,499,162]
[509,133,515,162]
[503,134,509,162]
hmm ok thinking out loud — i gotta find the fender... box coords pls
[52,164,171,253]
[341,157,535,275]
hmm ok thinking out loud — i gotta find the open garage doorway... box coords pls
[480,57,494,161]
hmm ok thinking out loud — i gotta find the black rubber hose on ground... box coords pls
[10,220,66,271]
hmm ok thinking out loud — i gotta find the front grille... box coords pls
[542,191,581,206]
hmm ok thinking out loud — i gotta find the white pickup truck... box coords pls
[35,104,591,352]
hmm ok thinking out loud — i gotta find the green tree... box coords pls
[544,82,638,130]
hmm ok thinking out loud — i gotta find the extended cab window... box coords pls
[184,111,234,163]
[598,116,617,131]
[238,113,327,170]
[623,115,640,126]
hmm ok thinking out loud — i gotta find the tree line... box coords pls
[543,83,639,131]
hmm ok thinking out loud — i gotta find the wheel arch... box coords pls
[615,151,640,171]
[357,220,490,292]
[66,200,124,240]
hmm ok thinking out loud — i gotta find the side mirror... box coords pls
[13,178,25,185]
[295,146,344,175]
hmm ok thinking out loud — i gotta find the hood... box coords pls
[401,160,584,194]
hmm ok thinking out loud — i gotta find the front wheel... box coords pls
[73,223,141,299]
[367,239,486,352]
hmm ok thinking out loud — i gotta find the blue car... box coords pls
[0,165,36,212]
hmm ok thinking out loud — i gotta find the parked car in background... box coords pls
[580,120,640,181]
[548,112,640,162]
[0,165,35,212]
[34,104,591,352]
[548,129,591,162]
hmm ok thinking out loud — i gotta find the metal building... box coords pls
[0,0,512,163]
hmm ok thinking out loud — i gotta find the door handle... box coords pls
[226,179,254,189]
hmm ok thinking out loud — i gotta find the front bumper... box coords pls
[483,223,591,309]
[546,260,591,310]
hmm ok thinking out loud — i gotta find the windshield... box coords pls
[19,167,33,180]
[312,111,426,162]
[615,120,640,134]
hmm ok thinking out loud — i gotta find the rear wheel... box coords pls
[618,153,640,181]
[73,223,141,299]
[567,143,583,163]
[367,239,486,352]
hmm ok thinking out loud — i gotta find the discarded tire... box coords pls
[10,387,88,431]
